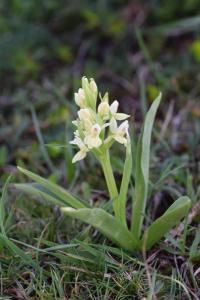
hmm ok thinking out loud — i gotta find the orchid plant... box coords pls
[16,77,191,251]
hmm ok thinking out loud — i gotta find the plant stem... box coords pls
[100,150,118,200]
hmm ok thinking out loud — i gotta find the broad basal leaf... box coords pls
[62,207,139,251]
[17,167,88,209]
[141,196,191,250]
[15,183,66,207]
[189,229,200,262]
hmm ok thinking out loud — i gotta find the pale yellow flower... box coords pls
[78,108,93,122]
[98,101,110,120]
[84,124,102,149]
[110,118,129,145]
[110,100,130,121]
[70,136,89,163]
[98,99,130,122]
[78,108,94,131]
[71,77,131,163]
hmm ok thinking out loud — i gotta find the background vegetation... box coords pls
[0,1,200,299]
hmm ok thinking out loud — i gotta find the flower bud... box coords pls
[84,123,102,149]
[82,76,89,87]
[78,108,92,120]
[81,76,97,110]
[90,79,98,94]
[74,88,86,108]
[98,101,110,119]
[78,109,94,132]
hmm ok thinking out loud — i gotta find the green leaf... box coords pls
[17,167,88,209]
[15,183,66,207]
[131,93,161,239]
[113,140,132,227]
[189,229,200,261]
[61,207,139,251]
[141,196,191,250]
[189,252,200,262]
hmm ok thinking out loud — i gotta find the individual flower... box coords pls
[98,98,130,122]
[84,124,102,149]
[70,136,89,163]
[110,100,130,121]
[98,101,110,120]
[78,108,95,132]
[110,118,129,145]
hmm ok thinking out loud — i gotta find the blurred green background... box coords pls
[1,0,200,183]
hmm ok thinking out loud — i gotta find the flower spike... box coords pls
[71,77,131,163]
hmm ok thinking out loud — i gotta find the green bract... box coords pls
[16,77,191,251]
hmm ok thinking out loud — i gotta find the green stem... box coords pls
[100,150,118,201]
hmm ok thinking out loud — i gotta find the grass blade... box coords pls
[0,234,37,268]
[31,106,56,173]
[0,177,37,268]
[61,207,139,251]
[0,175,12,235]
[141,196,191,250]
[131,93,161,239]
[149,16,200,36]
[17,166,88,209]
